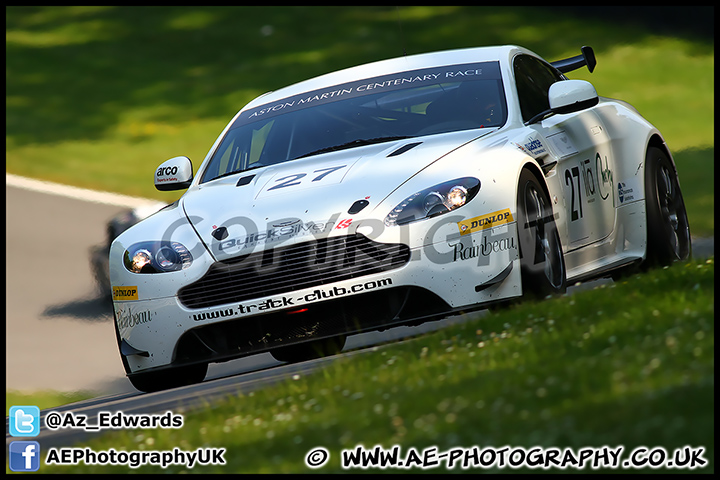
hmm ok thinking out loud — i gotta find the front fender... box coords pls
[109,201,213,302]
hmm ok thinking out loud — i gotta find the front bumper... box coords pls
[113,220,521,374]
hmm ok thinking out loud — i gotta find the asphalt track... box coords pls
[5,175,713,449]
[6,175,495,448]
[5,178,458,394]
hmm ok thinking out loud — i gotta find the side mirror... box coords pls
[548,79,598,115]
[525,80,599,125]
[154,156,193,191]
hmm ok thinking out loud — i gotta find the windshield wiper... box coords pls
[296,136,411,159]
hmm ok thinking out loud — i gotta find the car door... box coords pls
[512,54,615,251]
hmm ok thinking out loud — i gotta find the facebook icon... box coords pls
[9,441,41,472]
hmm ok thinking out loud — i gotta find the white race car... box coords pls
[110,45,691,392]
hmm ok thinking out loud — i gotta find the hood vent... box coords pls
[236,174,255,186]
[387,141,422,157]
[348,199,370,214]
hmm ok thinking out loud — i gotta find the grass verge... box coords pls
[6,390,95,416]
[38,257,714,473]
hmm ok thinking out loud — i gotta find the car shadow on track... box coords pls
[42,295,113,323]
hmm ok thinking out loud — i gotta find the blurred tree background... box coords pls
[6,6,713,233]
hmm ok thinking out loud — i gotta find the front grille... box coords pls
[173,286,453,364]
[178,234,410,309]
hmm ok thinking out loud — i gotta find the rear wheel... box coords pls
[644,147,691,267]
[516,169,567,298]
[270,335,347,363]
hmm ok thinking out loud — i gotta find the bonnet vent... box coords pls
[387,142,422,157]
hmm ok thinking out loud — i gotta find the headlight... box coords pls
[384,177,480,226]
[123,241,192,273]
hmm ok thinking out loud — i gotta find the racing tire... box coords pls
[113,308,208,393]
[270,335,347,363]
[516,168,567,299]
[127,363,208,393]
[643,147,691,267]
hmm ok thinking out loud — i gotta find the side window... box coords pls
[513,54,564,123]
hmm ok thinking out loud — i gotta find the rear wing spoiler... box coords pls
[551,46,596,74]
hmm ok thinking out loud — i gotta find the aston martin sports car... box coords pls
[109,45,691,392]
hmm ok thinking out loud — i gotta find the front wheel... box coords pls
[127,363,208,393]
[516,169,567,299]
[644,147,691,267]
[114,309,208,393]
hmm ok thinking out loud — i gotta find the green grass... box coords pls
[6,6,715,235]
[6,390,94,415]
[36,257,714,473]
[673,148,714,235]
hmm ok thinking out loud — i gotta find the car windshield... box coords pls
[201,61,507,183]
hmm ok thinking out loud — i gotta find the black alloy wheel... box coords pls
[644,147,691,267]
[516,168,567,298]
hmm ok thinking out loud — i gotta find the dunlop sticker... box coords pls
[458,208,514,235]
[113,286,139,301]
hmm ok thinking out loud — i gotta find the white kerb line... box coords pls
[6,173,162,209]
